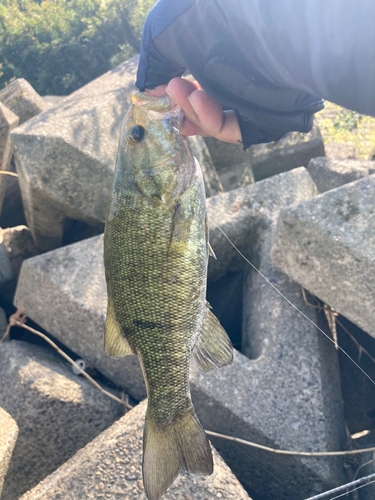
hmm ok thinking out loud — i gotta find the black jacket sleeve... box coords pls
[136,0,374,149]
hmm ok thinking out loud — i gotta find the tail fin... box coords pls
[143,408,213,500]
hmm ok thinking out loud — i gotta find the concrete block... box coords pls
[0,235,13,285]
[204,137,249,173]
[0,407,18,498]
[186,135,223,197]
[324,142,357,160]
[0,307,7,340]
[203,138,255,192]
[271,174,375,339]
[307,157,375,193]
[14,235,146,400]
[195,166,345,499]
[335,317,375,434]
[0,340,123,500]
[11,56,139,251]
[42,95,66,110]
[15,167,346,498]
[249,122,325,182]
[206,167,318,282]
[0,225,39,301]
[218,161,255,192]
[0,78,47,125]
[0,158,27,229]
[14,168,315,395]
[350,432,375,500]
[0,103,19,216]
[19,399,251,500]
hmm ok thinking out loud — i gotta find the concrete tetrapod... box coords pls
[0,406,18,498]
[0,340,123,500]
[11,58,223,251]
[19,399,251,500]
[14,168,346,499]
[271,174,375,340]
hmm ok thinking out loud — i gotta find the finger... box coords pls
[144,85,168,97]
[188,90,242,144]
[165,78,201,121]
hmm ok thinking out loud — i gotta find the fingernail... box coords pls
[165,86,175,98]
[188,94,198,114]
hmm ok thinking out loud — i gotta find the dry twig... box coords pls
[0,309,132,410]
[5,309,375,459]
[302,288,375,365]
[206,430,375,457]
[0,170,18,177]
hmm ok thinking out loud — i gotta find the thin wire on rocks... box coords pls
[0,309,132,410]
[213,223,375,387]
[4,309,375,459]
[304,472,375,500]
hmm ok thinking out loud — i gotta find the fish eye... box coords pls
[128,125,145,143]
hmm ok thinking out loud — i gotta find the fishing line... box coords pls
[213,223,375,388]
[304,472,375,500]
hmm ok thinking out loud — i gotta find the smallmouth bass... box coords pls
[104,91,233,500]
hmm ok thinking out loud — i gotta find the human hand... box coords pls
[145,77,242,145]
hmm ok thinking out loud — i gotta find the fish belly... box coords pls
[104,181,207,419]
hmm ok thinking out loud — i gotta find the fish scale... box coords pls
[104,91,233,500]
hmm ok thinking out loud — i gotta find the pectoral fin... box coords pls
[168,201,192,255]
[192,302,233,372]
[104,299,134,357]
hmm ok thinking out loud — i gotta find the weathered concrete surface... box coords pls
[335,317,375,434]
[204,137,249,173]
[0,407,18,498]
[0,234,13,285]
[218,161,255,192]
[271,174,375,339]
[205,124,324,184]
[14,235,146,400]
[197,166,345,499]
[20,399,251,500]
[0,158,26,229]
[0,307,7,340]
[42,95,66,110]
[351,432,375,500]
[11,56,139,251]
[0,103,19,216]
[186,135,223,197]
[236,234,345,499]
[249,123,325,182]
[15,167,347,498]
[0,225,39,300]
[0,340,124,500]
[0,78,47,125]
[324,142,357,160]
[206,167,317,282]
[15,168,315,395]
[307,157,375,193]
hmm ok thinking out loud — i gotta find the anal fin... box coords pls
[104,298,134,357]
[192,302,233,372]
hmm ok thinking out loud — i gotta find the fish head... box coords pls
[116,91,195,203]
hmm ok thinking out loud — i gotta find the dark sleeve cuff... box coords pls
[236,110,316,150]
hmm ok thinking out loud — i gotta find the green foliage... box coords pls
[316,101,375,159]
[333,109,363,132]
[0,0,155,95]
